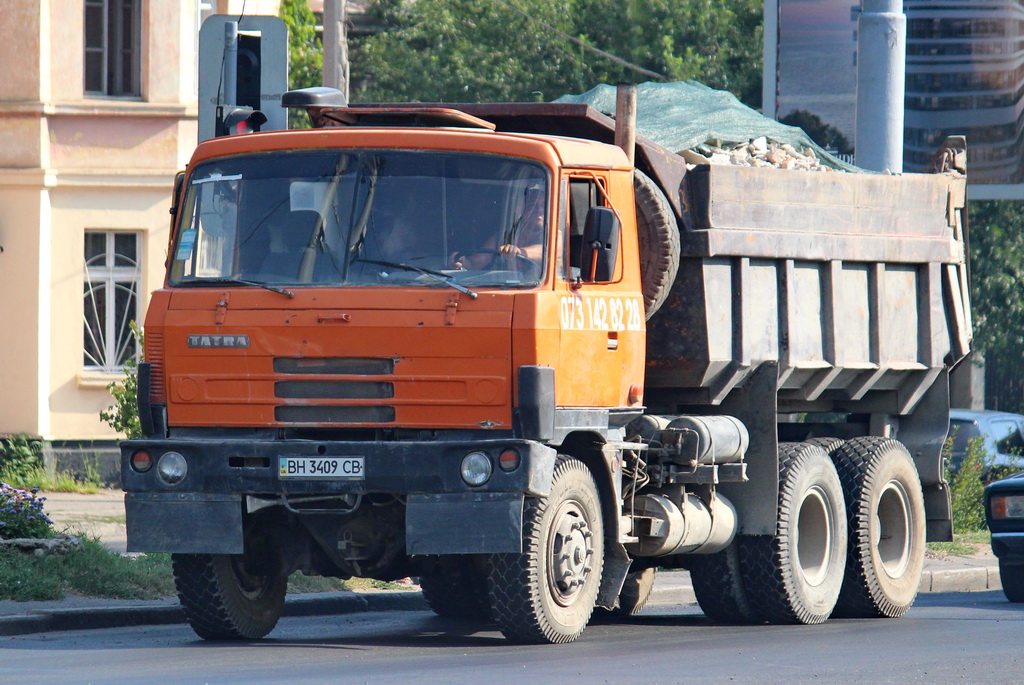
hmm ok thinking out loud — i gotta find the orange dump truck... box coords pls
[121,89,970,644]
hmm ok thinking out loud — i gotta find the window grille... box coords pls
[84,231,140,371]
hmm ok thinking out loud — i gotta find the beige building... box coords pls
[0,0,214,446]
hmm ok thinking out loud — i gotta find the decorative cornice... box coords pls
[0,167,179,188]
[0,100,198,118]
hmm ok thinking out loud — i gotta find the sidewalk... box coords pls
[0,489,1003,637]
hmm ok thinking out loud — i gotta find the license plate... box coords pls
[278,456,365,480]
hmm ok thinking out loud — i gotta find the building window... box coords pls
[84,231,141,371]
[84,0,141,96]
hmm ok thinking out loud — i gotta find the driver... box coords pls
[450,184,545,270]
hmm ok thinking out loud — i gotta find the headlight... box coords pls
[157,451,188,485]
[461,451,492,486]
[991,494,1024,519]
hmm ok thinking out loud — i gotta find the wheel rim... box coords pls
[230,557,270,600]
[796,486,833,587]
[548,499,596,607]
[874,480,912,578]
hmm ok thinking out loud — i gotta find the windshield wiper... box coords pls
[358,260,478,299]
[183,277,294,298]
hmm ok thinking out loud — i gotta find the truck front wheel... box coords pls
[831,437,926,618]
[172,553,287,640]
[741,442,847,624]
[488,457,605,644]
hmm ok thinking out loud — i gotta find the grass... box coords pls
[0,537,175,602]
[926,530,991,557]
[0,466,101,494]
[0,530,410,602]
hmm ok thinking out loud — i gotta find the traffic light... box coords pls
[216,106,268,137]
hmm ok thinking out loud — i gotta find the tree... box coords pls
[967,200,1024,412]
[351,0,763,106]
[280,0,322,127]
[779,109,853,154]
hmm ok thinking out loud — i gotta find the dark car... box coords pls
[985,471,1024,602]
[948,409,1024,475]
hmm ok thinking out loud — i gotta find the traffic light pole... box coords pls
[223,21,238,107]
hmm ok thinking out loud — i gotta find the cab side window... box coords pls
[565,178,602,280]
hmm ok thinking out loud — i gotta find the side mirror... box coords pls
[580,207,620,282]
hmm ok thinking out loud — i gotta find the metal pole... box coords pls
[762,0,779,119]
[223,21,238,106]
[855,0,906,172]
[323,0,350,101]
[614,83,637,165]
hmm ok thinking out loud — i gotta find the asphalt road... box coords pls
[2,592,1022,684]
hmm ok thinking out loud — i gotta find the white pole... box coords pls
[855,0,906,172]
[762,0,779,119]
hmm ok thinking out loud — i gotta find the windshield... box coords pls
[169,150,549,288]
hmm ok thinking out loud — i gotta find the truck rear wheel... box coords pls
[690,542,758,623]
[172,553,286,640]
[488,457,604,644]
[420,555,491,620]
[831,437,926,618]
[607,566,657,616]
[741,442,847,624]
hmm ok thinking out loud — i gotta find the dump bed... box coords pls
[647,162,971,418]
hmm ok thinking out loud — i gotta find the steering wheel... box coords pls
[453,248,541,279]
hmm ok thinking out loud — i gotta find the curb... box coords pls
[0,591,427,638]
[0,566,998,638]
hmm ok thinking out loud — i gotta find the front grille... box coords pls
[275,380,394,399]
[275,406,396,423]
[274,357,394,375]
[147,332,166,401]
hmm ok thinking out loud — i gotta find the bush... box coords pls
[0,483,54,540]
[100,321,143,440]
[945,436,989,533]
[0,435,44,477]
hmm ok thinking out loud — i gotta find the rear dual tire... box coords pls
[830,437,927,618]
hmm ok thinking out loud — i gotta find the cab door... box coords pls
[555,172,645,409]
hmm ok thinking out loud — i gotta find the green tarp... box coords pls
[554,81,861,172]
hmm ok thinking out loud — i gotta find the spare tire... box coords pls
[634,169,680,319]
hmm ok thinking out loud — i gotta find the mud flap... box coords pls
[406,492,524,554]
[126,492,243,554]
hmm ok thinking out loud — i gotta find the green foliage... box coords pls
[0,435,44,476]
[100,322,142,440]
[280,0,323,128]
[779,109,853,154]
[968,200,1024,412]
[352,0,762,107]
[0,466,101,495]
[0,537,174,601]
[945,436,989,533]
[0,483,54,540]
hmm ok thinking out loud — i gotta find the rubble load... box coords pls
[682,137,842,172]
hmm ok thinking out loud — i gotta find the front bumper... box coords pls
[121,437,556,555]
